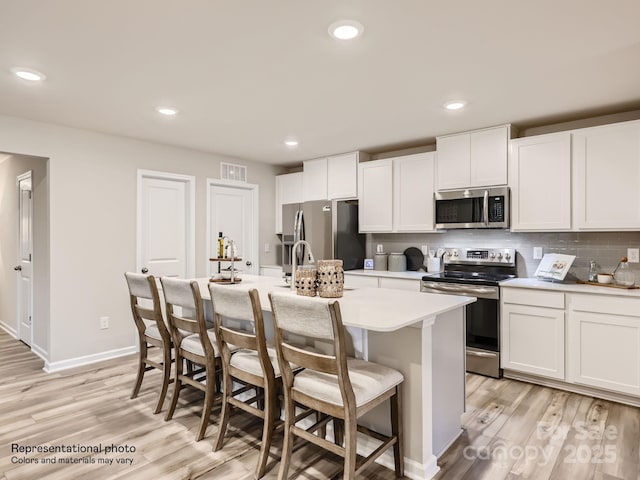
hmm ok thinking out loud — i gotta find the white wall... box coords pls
[0,114,281,367]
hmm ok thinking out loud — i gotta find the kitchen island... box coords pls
[197,275,475,480]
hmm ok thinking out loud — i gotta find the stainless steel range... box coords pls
[421,248,517,378]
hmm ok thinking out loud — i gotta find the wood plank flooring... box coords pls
[1,330,639,479]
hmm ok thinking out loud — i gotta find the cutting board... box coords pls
[576,280,639,289]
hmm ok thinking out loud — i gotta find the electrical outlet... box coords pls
[264,243,270,253]
[533,247,543,260]
[100,316,109,329]
[628,248,639,263]
[376,244,384,254]
[421,245,429,255]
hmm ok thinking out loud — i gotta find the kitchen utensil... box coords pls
[404,247,424,271]
[614,256,635,286]
[427,257,442,273]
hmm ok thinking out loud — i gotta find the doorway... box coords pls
[137,170,195,278]
[16,171,33,345]
[206,179,259,277]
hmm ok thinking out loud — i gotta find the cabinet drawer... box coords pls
[502,288,564,309]
[379,277,420,291]
[343,274,379,289]
[569,293,640,317]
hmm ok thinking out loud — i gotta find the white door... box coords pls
[207,180,259,276]
[16,171,33,345]
[137,170,195,278]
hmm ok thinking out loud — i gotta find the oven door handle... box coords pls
[483,190,489,227]
[467,350,498,358]
[421,282,499,299]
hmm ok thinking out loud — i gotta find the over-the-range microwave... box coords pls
[435,186,509,229]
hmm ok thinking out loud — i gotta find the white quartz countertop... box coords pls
[343,269,426,280]
[500,278,640,297]
[197,274,474,332]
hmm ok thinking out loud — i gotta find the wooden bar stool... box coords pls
[124,272,172,414]
[209,284,281,479]
[269,292,404,480]
[161,277,221,441]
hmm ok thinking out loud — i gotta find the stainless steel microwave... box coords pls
[435,187,509,229]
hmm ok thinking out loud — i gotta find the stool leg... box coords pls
[333,418,344,446]
[196,360,216,441]
[131,341,147,399]
[391,386,404,477]
[277,394,295,480]
[343,415,357,480]
[165,350,183,421]
[213,366,233,451]
[153,343,172,414]
[255,386,276,479]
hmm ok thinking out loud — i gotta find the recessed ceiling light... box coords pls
[156,106,179,116]
[11,67,46,82]
[328,20,364,40]
[444,101,467,111]
[284,140,299,147]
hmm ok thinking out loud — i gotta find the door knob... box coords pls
[245,261,252,267]
[14,265,22,271]
[141,267,149,274]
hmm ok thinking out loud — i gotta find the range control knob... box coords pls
[452,250,459,257]
[505,252,512,261]
[489,252,496,259]
[496,253,503,261]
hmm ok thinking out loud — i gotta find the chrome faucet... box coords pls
[291,240,315,291]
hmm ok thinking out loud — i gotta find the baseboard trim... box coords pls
[0,320,17,338]
[44,346,137,373]
[504,370,640,408]
[30,342,48,362]
[357,434,439,479]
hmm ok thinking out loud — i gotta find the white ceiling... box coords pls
[1,1,639,166]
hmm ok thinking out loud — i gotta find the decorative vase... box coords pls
[295,266,317,296]
[317,259,344,298]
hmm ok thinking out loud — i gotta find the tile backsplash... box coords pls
[368,231,640,282]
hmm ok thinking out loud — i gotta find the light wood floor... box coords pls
[1,330,639,479]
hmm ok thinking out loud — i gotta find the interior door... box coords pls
[16,171,33,345]
[138,171,195,278]
[208,181,258,276]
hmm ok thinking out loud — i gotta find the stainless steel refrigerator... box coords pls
[281,200,365,276]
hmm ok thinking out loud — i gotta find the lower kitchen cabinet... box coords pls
[567,294,640,396]
[501,288,565,380]
[343,273,379,289]
[378,277,420,291]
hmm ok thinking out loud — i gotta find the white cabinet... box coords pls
[437,125,510,190]
[275,172,302,234]
[302,158,328,201]
[378,277,420,291]
[573,120,640,230]
[358,159,394,232]
[509,132,572,231]
[501,288,565,380]
[343,273,379,289]
[393,152,436,232]
[303,152,367,202]
[359,152,436,233]
[567,294,640,396]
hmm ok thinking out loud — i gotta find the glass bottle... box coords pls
[614,256,635,286]
[217,232,225,258]
[588,260,597,282]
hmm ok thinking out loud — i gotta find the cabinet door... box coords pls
[470,126,509,187]
[275,172,303,233]
[358,160,393,232]
[573,120,640,230]
[393,152,435,232]
[567,293,640,395]
[436,134,470,190]
[327,152,358,199]
[509,132,571,231]
[302,158,328,201]
[343,273,379,289]
[378,277,420,291]
[502,303,565,380]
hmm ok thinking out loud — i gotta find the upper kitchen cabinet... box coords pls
[436,125,511,190]
[275,172,302,234]
[509,132,572,231]
[302,151,369,201]
[573,120,640,230]
[359,152,436,233]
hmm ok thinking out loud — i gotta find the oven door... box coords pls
[422,281,501,378]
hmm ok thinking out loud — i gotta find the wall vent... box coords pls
[220,162,247,182]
